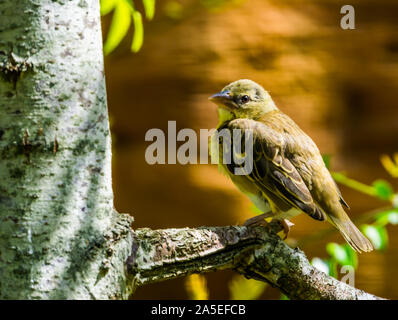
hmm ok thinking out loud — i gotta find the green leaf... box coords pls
[142,0,156,20]
[388,211,398,225]
[131,10,144,52]
[100,0,117,15]
[393,194,398,208]
[342,244,358,269]
[229,275,267,300]
[326,242,349,266]
[164,1,183,20]
[322,154,331,169]
[331,172,376,197]
[311,257,329,274]
[375,209,398,226]
[104,0,132,55]
[361,224,388,251]
[280,294,289,300]
[372,179,394,201]
[327,258,338,278]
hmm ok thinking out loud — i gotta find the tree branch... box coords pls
[128,221,384,300]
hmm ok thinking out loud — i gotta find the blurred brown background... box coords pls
[102,0,398,299]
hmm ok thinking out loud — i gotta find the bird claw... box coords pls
[279,219,294,240]
[243,213,294,241]
[243,212,272,227]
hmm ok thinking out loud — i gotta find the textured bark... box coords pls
[0,0,133,299]
[128,221,384,300]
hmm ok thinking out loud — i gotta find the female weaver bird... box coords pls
[209,79,373,253]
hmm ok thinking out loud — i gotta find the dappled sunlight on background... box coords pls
[103,0,398,299]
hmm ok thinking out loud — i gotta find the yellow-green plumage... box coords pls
[209,79,373,253]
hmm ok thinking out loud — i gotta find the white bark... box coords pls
[0,0,133,299]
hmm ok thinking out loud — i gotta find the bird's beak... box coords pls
[208,90,235,109]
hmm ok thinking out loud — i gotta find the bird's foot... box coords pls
[243,213,294,240]
[278,219,295,240]
[243,211,272,227]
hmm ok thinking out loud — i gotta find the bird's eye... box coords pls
[240,95,250,104]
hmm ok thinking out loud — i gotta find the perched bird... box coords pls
[209,79,373,253]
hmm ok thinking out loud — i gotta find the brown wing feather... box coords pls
[333,179,350,209]
[223,119,326,221]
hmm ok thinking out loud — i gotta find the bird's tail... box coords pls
[328,213,373,253]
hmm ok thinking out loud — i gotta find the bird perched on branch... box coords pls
[209,79,373,253]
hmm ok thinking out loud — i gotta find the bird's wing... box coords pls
[333,179,350,209]
[220,118,326,221]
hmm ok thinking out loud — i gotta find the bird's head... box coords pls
[209,79,277,120]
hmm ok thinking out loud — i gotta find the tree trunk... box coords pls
[0,0,133,299]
